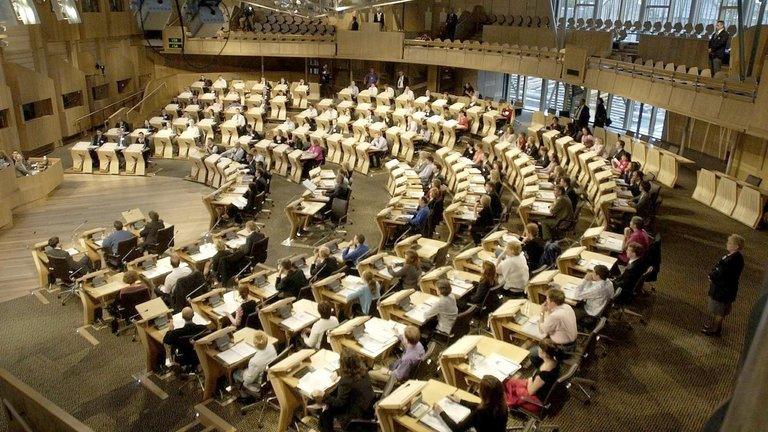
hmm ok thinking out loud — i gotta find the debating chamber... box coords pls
[1,0,767,430]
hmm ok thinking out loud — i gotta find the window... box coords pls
[0,109,9,129]
[10,0,40,24]
[21,99,53,122]
[91,84,109,101]
[62,91,83,109]
[53,0,81,23]
[109,0,124,12]
[523,77,543,111]
[81,0,100,13]
[117,78,131,94]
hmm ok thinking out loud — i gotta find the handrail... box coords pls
[126,81,168,116]
[73,89,145,126]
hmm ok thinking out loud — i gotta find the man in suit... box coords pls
[559,176,579,211]
[247,168,268,211]
[445,9,458,40]
[484,181,502,219]
[703,234,745,336]
[135,132,153,164]
[708,20,730,74]
[372,9,384,29]
[395,70,409,96]
[632,180,653,221]
[139,211,165,249]
[221,141,246,163]
[115,119,131,132]
[612,242,647,305]
[90,128,107,165]
[102,220,136,256]
[310,246,340,281]
[163,307,208,372]
[363,68,378,88]
[275,259,308,298]
[541,186,574,240]
[44,236,93,277]
[574,98,590,129]
[408,196,431,234]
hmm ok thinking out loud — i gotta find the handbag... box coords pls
[606,118,613,126]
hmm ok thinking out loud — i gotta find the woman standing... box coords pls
[703,234,745,336]
[594,97,608,128]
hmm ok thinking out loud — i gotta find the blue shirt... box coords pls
[102,230,134,254]
[409,206,430,229]
[350,281,381,315]
[341,244,370,264]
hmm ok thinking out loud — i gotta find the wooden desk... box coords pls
[176,242,218,272]
[419,266,480,299]
[328,316,404,365]
[310,273,368,318]
[284,199,325,240]
[97,143,120,174]
[70,142,94,173]
[78,270,127,326]
[270,95,288,120]
[153,130,175,159]
[393,235,449,266]
[480,229,521,253]
[579,226,625,255]
[451,247,495,275]
[357,253,405,287]
[376,379,480,432]
[439,335,528,390]
[556,246,618,276]
[377,289,438,327]
[124,144,145,176]
[268,349,340,432]
[527,269,585,304]
[488,299,544,344]
[259,297,319,343]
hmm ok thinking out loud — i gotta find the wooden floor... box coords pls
[0,173,211,303]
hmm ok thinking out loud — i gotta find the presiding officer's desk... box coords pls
[134,297,212,373]
[268,348,341,432]
[376,379,480,432]
[258,297,320,343]
[194,325,279,400]
[327,316,405,366]
[488,299,545,345]
[439,335,528,391]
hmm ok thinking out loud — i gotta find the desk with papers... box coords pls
[328,316,406,364]
[439,335,528,390]
[419,267,480,300]
[488,299,545,344]
[259,298,320,343]
[556,246,618,276]
[377,289,439,327]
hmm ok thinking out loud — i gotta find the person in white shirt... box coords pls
[305,103,318,118]
[418,154,437,186]
[368,132,388,168]
[426,280,458,334]
[282,117,296,131]
[301,302,339,349]
[185,119,200,140]
[327,107,338,119]
[233,330,277,398]
[402,86,414,100]
[367,83,379,97]
[495,241,529,294]
[221,141,246,163]
[348,81,359,98]
[406,117,419,133]
[160,255,192,296]
[231,108,246,134]
[530,288,578,364]
[214,75,226,89]
[574,265,614,327]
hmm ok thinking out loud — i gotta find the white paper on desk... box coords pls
[172,311,210,328]
[282,311,316,331]
[450,284,469,297]
[473,353,521,381]
[260,284,278,297]
[232,196,248,210]
[406,299,436,324]
[191,243,217,261]
[66,248,79,256]
[226,237,246,249]
[521,321,546,339]
[216,341,257,365]
[438,397,472,425]
[358,335,389,357]
[297,368,336,396]
[561,283,579,300]
[336,286,360,300]
[302,179,318,193]
[94,239,104,247]
[232,185,249,194]
[419,411,452,432]
[449,277,473,289]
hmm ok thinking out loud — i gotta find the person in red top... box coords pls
[456,110,469,137]
[619,216,651,264]
[516,132,528,152]
[612,152,631,176]
[300,139,325,179]
[497,103,515,129]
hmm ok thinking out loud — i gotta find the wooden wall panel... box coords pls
[638,35,709,70]
[3,63,63,153]
[0,84,21,154]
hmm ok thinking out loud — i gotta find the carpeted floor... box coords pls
[0,139,765,432]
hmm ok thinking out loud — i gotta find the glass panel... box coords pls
[523,77,543,110]
[669,0,693,23]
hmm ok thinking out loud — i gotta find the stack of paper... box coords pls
[66,248,79,256]
[282,311,317,331]
[191,243,217,261]
[216,341,257,365]
[358,335,389,357]
[406,298,436,324]
[225,236,247,249]
[521,321,546,339]
[472,353,521,381]
[561,283,580,300]
[418,397,471,432]
[232,196,248,209]
[260,284,278,297]
[297,368,337,397]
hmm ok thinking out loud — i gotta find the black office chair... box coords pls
[46,255,86,306]
[106,236,142,270]
[240,344,295,426]
[145,225,174,255]
[641,234,662,294]
[566,317,606,404]
[470,284,502,332]
[325,198,350,230]
[109,286,152,338]
[411,341,439,380]
[507,363,576,431]
[248,236,269,266]
[432,305,477,345]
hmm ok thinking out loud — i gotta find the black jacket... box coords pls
[614,258,647,303]
[708,30,730,59]
[325,184,350,201]
[708,251,744,304]
[326,375,375,425]
[564,187,579,212]
[275,268,308,298]
[163,322,208,367]
[523,237,546,269]
[488,191,503,219]
[575,104,590,127]
[242,231,266,257]
[310,257,340,281]
[440,398,508,432]
[171,271,208,313]
[140,220,165,245]
[594,103,608,128]
[633,192,653,220]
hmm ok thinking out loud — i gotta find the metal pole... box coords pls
[735,0,746,82]
[746,0,767,78]
[260,56,264,77]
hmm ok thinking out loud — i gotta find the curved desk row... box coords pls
[692,169,768,228]
[0,158,64,230]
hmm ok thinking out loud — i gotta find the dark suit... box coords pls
[140,220,165,246]
[488,191,503,219]
[44,246,93,275]
[470,206,494,245]
[163,322,208,369]
[319,375,375,431]
[322,183,351,213]
[574,104,590,128]
[708,251,744,305]
[708,29,730,73]
[542,196,574,239]
[241,231,266,257]
[523,237,546,269]
[171,271,207,312]
[310,257,340,281]
[633,192,653,220]
[594,103,607,128]
[564,186,579,211]
[275,269,308,298]
[614,258,647,304]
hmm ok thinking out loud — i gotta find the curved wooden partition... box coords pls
[0,158,64,230]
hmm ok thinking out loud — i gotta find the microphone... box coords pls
[185,282,209,300]
[71,219,88,244]
[120,245,140,263]
[232,261,251,283]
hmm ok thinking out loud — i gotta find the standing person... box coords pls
[445,9,459,40]
[593,97,608,128]
[434,375,508,432]
[372,8,385,29]
[703,234,745,336]
[350,16,359,31]
[364,68,379,88]
[320,64,332,98]
[573,98,590,129]
[395,70,409,96]
[708,20,730,74]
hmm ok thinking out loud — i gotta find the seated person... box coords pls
[484,181,503,219]
[313,353,375,432]
[608,140,629,164]
[241,220,267,257]
[221,141,246,163]
[495,241,529,295]
[470,195,495,245]
[547,116,563,133]
[102,221,135,256]
[203,137,220,155]
[456,110,469,133]
[504,340,562,413]
[139,210,165,248]
[536,145,550,167]
[521,223,546,269]
[227,284,258,329]
[301,302,339,349]
[532,288,577,357]
[619,216,651,264]
[559,177,579,211]
[612,242,647,304]
[163,307,208,372]
[204,238,237,283]
[44,236,93,276]
[631,180,654,221]
[233,330,277,400]
[350,271,381,315]
[573,265,614,328]
[300,140,324,178]
[310,246,341,281]
[612,152,631,176]
[427,280,458,334]
[541,186,574,240]
[109,271,150,333]
[159,254,192,297]
[407,196,431,234]
[369,325,425,383]
[341,234,370,266]
[417,154,437,187]
[463,261,498,307]
[275,258,308,298]
[388,250,423,291]
[435,375,509,431]
[368,132,389,169]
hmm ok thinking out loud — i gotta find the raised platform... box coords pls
[0,158,64,230]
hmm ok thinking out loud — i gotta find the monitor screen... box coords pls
[208,293,223,307]
[277,304,292,319]
[215,335,231,351]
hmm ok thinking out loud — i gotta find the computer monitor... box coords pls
[277,304,292,319]
[292,256,306,268]
[92,275,106,287]
[225,231,237,240]
[142,257,156,270]
[373,259,385,270]
[208,293,223,307]
[328,279,342,292]
[326,242,338,253]
[134,220,146,230]
[397,295,412,311]
[215,335,231,351]
[253,274,267,287]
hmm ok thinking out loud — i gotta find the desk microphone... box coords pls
[120,245,140,263]
[185,282,210,300]
[71,219,88,244]
[232,261,251,283]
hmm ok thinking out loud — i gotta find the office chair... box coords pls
[106,236,142,270]
[507,363,576,431]
[470,285,502,332]
[411,341,439,380]
[240,344,294,425]
[614,272,650,326]
[110,286,152,339]
[325,198,350,233]
[247,236,269,266]
[172,270,208,313]
[144,225,174,256]
[46,255,86,306]
[566,318,607,404]
[433,305,477,345]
